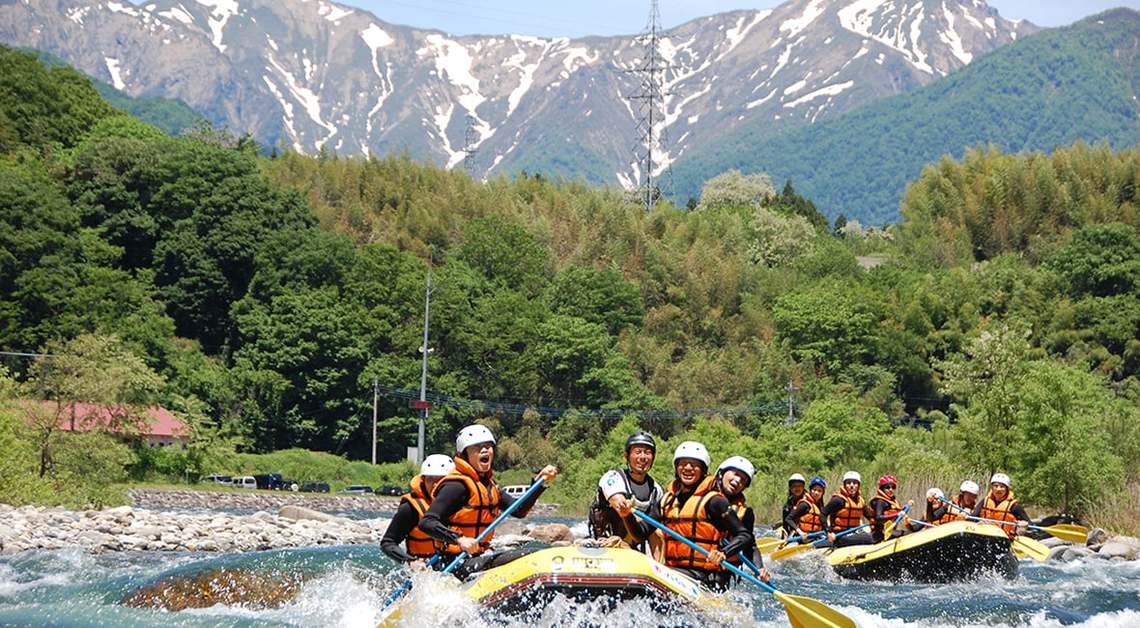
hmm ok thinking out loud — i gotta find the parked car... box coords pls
[232,476,257,489]
[375,485,407,497]
[253,473,298,490]
[299,481,330,493]
[202,473,231,485]
[340,485,374,495]
[502,485,529,498]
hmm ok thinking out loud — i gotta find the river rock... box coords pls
[1098,541,1139,560]
[529,523,573,543]
[278,505,336,522]
[1047,545,1069,561]
[1087,527,1109,546]
[1061,547,1095,562]
[495,520,527,537]
[1041,537,1069,548]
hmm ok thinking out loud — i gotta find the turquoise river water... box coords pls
[1,517,1139,627]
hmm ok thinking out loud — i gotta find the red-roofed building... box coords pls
[21,400,188,449]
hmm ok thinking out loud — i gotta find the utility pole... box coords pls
[785,380,798,426]
[371,378,378,465]
[414,270,434,465]
[624,0,670,212]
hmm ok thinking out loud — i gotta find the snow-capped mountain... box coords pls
[0,0,1036,186]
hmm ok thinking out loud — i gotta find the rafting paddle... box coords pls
[882,504,911,538]
[380,477,547,612]
[759,530,826,554]
[937,497,1088,544]
[771,522,873,561]
[633,510,855,628]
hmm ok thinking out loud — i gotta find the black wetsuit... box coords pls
[379,499,422,563]
[419,477,545,579]
[869,496,913,543]
[727,499,764,571]
[820,494,874,547]
[779,492,804,535]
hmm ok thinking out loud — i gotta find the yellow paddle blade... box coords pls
[376,603,404,628]
[1047,523,1090,536]
[775,591,856,628]
[883,519,897,538]
[1012,536,1050,562]
[771,542,819,561]
[1039,525,1088,544]
[757,538,785,553]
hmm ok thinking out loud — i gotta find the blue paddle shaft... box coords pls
[441,476,547,574]
[383,475,547,608]
[633,510,778,595]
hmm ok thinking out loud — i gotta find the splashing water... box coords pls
[2,522,1140,627]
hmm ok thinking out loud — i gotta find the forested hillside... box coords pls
[672,9,1140,225]
[1,45,1138,523]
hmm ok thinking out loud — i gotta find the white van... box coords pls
[502,485,529,498]
[232,476,257,489]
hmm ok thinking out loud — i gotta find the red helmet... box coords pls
[878,475,897,487]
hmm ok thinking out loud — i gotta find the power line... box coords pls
[375,383,792,423]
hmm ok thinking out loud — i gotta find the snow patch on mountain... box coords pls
[266,53,336,148]
[195,0,239,53]
[104,57,125,89]
[783,80,854,108]
[780,0,826,37]
[159,4,194,26]
[318,2,352,23]
[67,6,90,24]
[106,2,141,18]
[506,36,551,116]
[421,34,485,114]
[940,2,973,64]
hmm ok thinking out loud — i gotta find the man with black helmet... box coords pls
[588,430,664,555]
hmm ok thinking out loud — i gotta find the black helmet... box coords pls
[625,431,656,454]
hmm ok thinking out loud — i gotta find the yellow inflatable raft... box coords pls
[827,520,1018,582]
[380,545,741,625]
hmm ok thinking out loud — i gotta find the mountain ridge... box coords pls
[0,0,1034,188]
[670,7,1140,225]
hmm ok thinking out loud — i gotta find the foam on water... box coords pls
[3,533,1140,627]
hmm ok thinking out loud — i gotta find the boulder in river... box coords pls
[529,523,573,543]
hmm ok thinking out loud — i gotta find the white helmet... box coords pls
[842,471,862,483]
[718,456,756,482]
[990,473,1011,488]
[456,424,496,453]
[960,480,980,495]
[926,488,944,501]
[788,473,806,484]
[672,441,710,468]
[421,454,455,477]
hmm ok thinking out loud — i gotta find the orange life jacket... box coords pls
[399,475,438,559]
[870,489,904,539]
[795,495,825,534]
[661,476,726,572]
[430,457,501,555]
[979,490,1020,539]
[936,495,970,525]
[830,490,866,532]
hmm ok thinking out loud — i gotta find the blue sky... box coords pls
[341,0,1139,37]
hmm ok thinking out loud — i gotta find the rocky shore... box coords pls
[0,503,575,555]
[127,488,560,515]
[1046,528,1140,562]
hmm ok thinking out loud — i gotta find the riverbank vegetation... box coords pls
[1,45,1138,529]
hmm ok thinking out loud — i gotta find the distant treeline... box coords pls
[0,45,1138,522]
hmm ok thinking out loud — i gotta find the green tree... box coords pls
[545,266,644,334]
[1046,223,1140,297]
[455,216,551,297]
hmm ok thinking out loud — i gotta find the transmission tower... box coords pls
[462,114,479,174]
[624,0,670,212]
